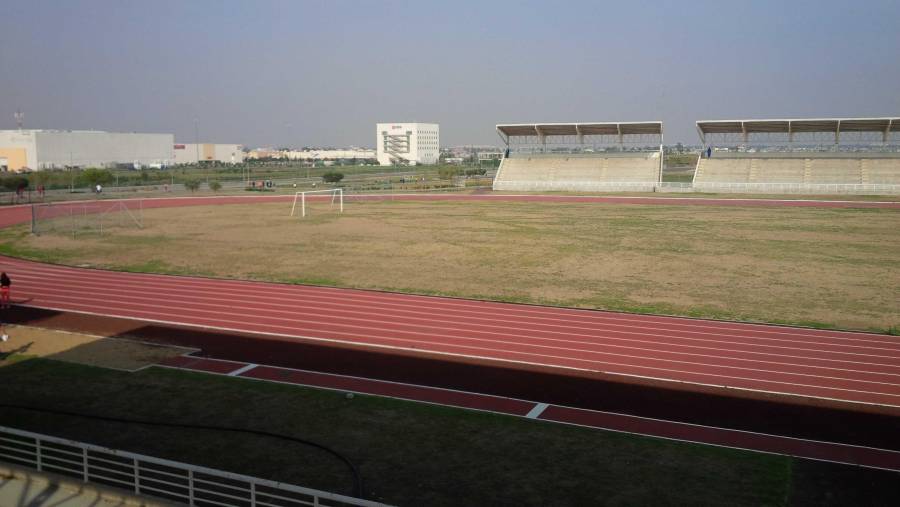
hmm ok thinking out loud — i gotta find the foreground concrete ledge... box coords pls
[0,461,181,507]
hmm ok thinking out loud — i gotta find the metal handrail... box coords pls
[0,425,391,507]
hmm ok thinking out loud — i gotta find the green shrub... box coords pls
[209,181,222,193]
[438,167,460,180]
[183,179,201,192]
[76,168,114,188]
[322,171,344,183]
[1,175,29,192]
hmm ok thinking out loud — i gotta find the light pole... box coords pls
[193,118,200,163]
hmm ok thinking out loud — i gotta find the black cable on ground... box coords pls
[0,403,364,499]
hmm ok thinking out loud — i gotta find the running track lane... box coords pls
[4,255,900,409]
[158,355,900,471]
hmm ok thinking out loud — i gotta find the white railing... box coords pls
[691,182,900,194]
[0,425,390,507]
[492,180,900,195]
[493,181,658,192]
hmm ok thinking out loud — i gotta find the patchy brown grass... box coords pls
[5,199,900,332]
[0,325,194,371]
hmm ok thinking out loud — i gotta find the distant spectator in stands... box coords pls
[0,272,10,309]
[706,147,712,159]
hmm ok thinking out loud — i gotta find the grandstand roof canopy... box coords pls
[497,122,663,139]
[697,118,900,137]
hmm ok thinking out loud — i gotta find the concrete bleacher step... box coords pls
[493,155,659,190]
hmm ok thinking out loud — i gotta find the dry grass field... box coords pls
[3,199,899,332]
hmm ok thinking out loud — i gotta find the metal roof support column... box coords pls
[575,124,583,146]
[835,120,841,147]
[534,125,545,152]
[788,121,793,144]
[886,119,893,144]
[741,121,748,148]
[658,127,664,184]
[696,124,706,146]
[617,124,623,148]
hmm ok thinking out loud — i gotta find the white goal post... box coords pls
[290,188,344,217]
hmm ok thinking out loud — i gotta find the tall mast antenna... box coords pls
[14,110,24,130]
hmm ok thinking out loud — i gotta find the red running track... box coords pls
[3,254,900,409]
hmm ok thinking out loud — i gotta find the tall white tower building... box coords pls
[376,123,439,166]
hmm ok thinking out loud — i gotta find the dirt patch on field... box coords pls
[3,200,899,331]
[0,325,195,371]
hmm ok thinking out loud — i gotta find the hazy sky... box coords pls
[2,0,899,147]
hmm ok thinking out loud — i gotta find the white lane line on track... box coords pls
[14,302,900,408]
[14,277,900,373]
[11,273,897,357]
[157,360,900,473]
[7,266,896,354]
[525,403,549,419]
[15,290,900,391]
[13,288,900,387]
[227,363,258,377]
[7,257,893,345]
[12,283,900,375]
[12,269,900,359]
[14,274,900,367]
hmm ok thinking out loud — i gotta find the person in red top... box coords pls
[0,272,10,309]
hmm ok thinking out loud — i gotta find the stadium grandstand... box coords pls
[695,117,900,194]
[493,122,663,192]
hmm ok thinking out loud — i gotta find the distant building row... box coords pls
[245,148,375,162]
[0,121,444,171]
[0,130,243,171]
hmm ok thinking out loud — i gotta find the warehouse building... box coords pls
[0,129,174,171]
[376,123,439,165]
[173,143,245,164]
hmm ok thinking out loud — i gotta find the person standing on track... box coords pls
[0,272,10,309]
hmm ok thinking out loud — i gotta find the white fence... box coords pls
[691,182,900,195]
[0,425,390,507]
[493,181,658,192]
[490,179,900,195]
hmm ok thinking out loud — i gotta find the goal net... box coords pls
[290,189,343,217]
[31,200,144,237]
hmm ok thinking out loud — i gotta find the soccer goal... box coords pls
[31,200,144,237]
[290,188,343,217]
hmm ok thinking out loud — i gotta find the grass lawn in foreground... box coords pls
[2,357,897,506]
[2,200,898,332]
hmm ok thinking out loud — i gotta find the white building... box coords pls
[376,123,439,166]
[0,130,174,171]
[173,143,244,164]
